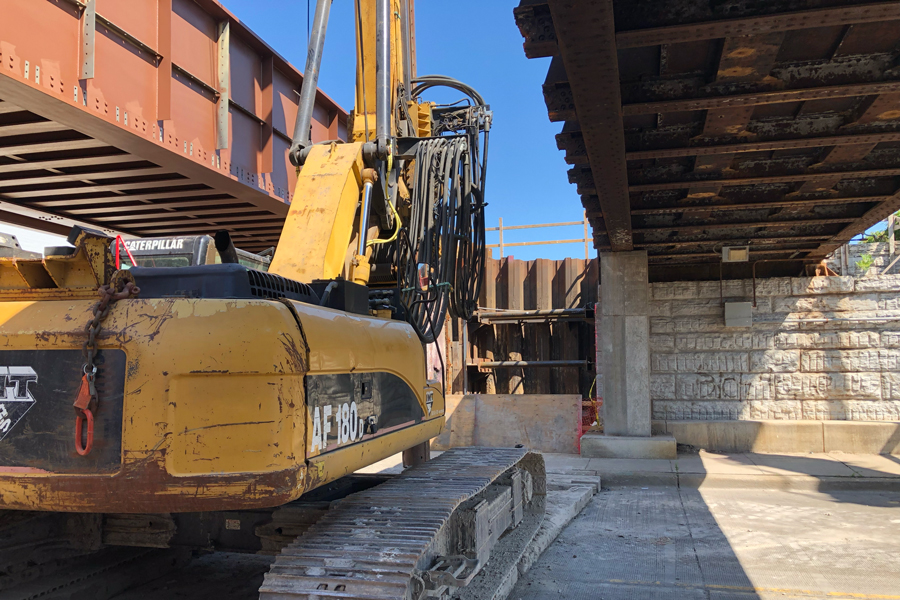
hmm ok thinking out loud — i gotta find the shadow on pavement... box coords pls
[680,450,900,507]
[510,484,762,599]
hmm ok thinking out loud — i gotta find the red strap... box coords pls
[75,410,94,456]
[73,373,93,411]
[73,373,96,456]
[114,235,137,269]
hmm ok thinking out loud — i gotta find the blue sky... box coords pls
[222,0,587,261]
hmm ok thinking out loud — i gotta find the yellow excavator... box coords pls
[0,1,544,598]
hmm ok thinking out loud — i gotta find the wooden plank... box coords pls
[535,258,554,311]
[0,154,143,175]
[559,259,580,394]
[507,259,526,395]
[687,33,784,206]
[477,257,499,394]
[532,260,553,394]
[582,259,599,397]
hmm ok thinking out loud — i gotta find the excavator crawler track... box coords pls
[259,447,546,600]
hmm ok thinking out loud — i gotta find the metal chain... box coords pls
[75,275,139,456]
[82,280,138,377]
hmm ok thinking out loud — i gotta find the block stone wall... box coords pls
[603,274,900,422]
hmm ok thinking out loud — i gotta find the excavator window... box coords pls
[127,255,193,269]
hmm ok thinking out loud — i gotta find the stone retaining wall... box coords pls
[639,274,900,422]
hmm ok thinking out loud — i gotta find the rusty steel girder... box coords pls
[516,0,900,271]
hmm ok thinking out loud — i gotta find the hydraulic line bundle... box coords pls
[397,80,491,342]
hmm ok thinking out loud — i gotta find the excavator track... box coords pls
[259,447,546,600]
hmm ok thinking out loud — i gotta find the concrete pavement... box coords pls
[509,484,900,600]
[509,451,900,600]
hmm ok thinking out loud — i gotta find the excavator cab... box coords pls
[114,234,272,271]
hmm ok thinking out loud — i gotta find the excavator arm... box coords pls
[269,0,491,343]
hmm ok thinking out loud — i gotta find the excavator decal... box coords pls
[0,349,126,472]
[305,372,425,457]
[0,367,37,440]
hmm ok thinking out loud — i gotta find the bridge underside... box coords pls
[516,0,900,279]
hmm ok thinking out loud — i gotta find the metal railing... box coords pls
[487,212,592,259]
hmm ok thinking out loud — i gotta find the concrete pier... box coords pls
[582,250,675,459]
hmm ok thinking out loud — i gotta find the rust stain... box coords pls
[726,47,757,59]
[302,461,328,493]
[0,454,305,512]
[179,421,277,435]
[278,332,309,374]
[718,66,757,79]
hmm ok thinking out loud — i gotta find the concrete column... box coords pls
[581,251,674,458]
[599,251,651,436]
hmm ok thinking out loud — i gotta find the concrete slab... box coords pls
[665,419,900,455]
[546,474,601,492]
[823,421,900,454]
[833,453,900,478]
[743,421,827,453]
[509,486,900,600]
[600,251,651,438]
[675,452,765,475]
[582,451,900,490]
[541,452,592,473]
[665,420,826,453]
[746,452,857,477]
[586,457,674,473]
[580,433,676,459]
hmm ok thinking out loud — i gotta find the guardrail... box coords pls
[487,213,592,259]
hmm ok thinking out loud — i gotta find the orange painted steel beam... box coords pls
[0,0,348,246]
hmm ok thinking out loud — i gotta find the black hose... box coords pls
[394,74,489,342]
